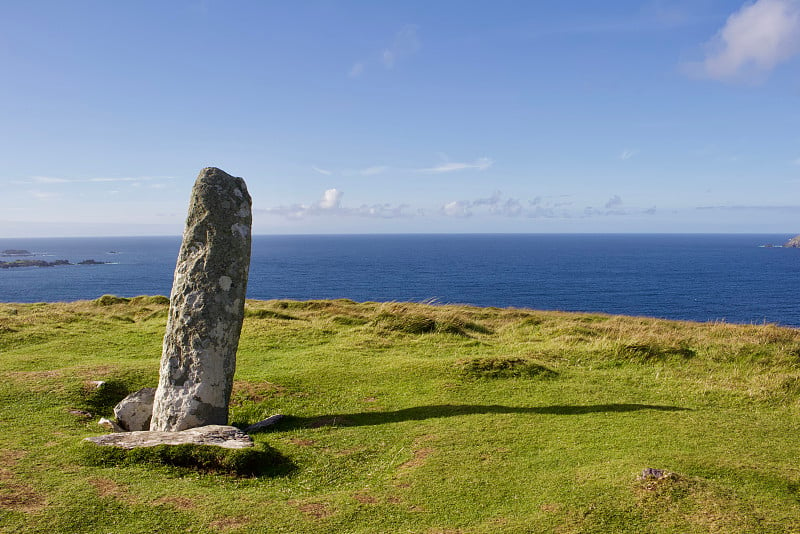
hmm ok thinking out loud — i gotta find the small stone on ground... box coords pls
[244,414,284,433]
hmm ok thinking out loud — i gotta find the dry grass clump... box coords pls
[457,357,557,379]
[368,302,493,337]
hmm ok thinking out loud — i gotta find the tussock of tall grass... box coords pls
[3,296,799,360]
[457,356,557,379]
[3,296,800,405]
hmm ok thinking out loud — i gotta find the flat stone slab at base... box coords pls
[84,425,253,449]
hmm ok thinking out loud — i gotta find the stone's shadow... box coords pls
[253,449,297,477]
[243,403,689,433]
[81,440,297,478]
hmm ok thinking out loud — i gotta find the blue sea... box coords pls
[1,234,798,327]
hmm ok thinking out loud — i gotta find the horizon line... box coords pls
[0,231,797,240]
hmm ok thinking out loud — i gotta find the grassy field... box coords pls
[1,296,799,533]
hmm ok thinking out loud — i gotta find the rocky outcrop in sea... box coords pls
[1,249,32,256]
[0,259,108,269]
[784,235,800,248]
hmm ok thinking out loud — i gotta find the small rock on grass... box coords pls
[244,414,284,433]
[113,387,156,431]
[98,417,124,432]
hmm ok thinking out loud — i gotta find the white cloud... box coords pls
[88,177,142,183]
[442,192,561,218]
[311,166,332,176]
[260,189,409,220]
[620,149,636,160]
[318,188,342,209]
[31,176,70,184]
[793,157,800,165]
[29,190,61,200]
[28,175,170,185]
[354,203,410,218]
[696,204,800,211]
[419,157,493,173]
[441,192,652,219]
[699,0,800,81]
[441,200,472,217]
[360,166,389,176]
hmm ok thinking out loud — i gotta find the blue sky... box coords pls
[2,0,799,237]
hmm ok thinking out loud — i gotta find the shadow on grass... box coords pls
[82,441,297,478]
[247,403,689,432]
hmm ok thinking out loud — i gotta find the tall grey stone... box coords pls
[150,167,252,432]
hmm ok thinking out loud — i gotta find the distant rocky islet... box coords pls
[784,235,800,248]
[761,236,800,248]
[1,249,33,256]
[0,249,109,269]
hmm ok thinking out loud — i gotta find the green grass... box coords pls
[1,297,800,533]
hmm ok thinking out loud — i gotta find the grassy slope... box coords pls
[1,297,799,533]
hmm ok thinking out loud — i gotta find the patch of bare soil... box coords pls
[396,434,437,472]
[289,438,315,446]
[5,370,62,382]
[334,446,366,457]
[353,492,379,504]
[398,447,433,470]
[0,450,25,465]
[290,500,334,519]
[0,467,45,512]
[230,380,286,406]
[88,477,135,504]
[0,483,45,512]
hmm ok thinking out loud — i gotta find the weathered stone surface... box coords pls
[150,167,252,432]
[85,425,253,449]
[98,417,124,432]
[244,414,284,433]
[113,387,156,431]
[784,235,800,248]
[638,468,669,480]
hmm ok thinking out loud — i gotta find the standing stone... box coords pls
[150,167,252,431]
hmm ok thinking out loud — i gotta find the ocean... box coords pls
[0,234,798,327]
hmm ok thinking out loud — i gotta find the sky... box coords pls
[1,0,800,237]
